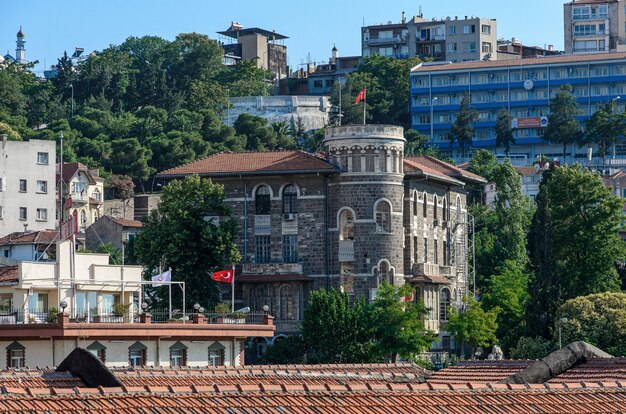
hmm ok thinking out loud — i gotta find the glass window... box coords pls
[36,152,49,165]
[282,185,297,213]
[0,295,11,312]
[375,201,391,232]
[277,285,296,320]
[129,350,145,367]
[255,235,271,263]
[377,261,391,286]
[448,26,457,35]
[434,240,439,264]
[36,208,47,222]
[481,25,491,34]
[440,288,451,321]
[209,348,224,366]
[9,349,24,368]
[282,235,298,263]
[423,237,428,262]
[255,186,271,215]
[170,349,185,367]
[19,180,27,193]
[19,207,27,221]
[36,180,47,193]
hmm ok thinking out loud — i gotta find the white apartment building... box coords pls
[0,138,56,237]
[564,0,626,54]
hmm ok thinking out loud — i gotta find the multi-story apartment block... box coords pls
[218,22,288,80]
[362,13,497,62]
[307,46,361,96]
[410,52,626,163]
[57,162,104,235]
[0,138,56,236]
[158,125,486,353]
[564,0,626,54]
[0,240,274,368]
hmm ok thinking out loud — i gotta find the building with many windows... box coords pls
[362,13,497,62]
[157,125,485,353]
[57,162,104,238]
[0,138,56,236]
[564,0,626,54]
[410,52,626,163]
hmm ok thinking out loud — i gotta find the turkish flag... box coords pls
[355,88,366,105]
[212,269,234,283]
[403,292,415,302]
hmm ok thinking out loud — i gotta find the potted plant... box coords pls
[228,311,247,324]
[112,303,131,322]
[214,303,230,323]
[46,307,59,324]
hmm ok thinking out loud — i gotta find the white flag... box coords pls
[151,269,171,287]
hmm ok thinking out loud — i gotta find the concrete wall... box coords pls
[103,198,134,220]
[0,139,56,236]
[223,96,331,132]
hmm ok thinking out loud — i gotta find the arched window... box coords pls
[169,342,188,368]
[128,341,147,367]
[379,149,387,172]
[413,192,418,216]
[339,209,355,240]
[443,198,448,222]
[377,261,392,286]
[433,195,438,221]
[255,185,271,215]
[80,210,87,226]
[423,193,428,218]
[92,188,101,201]
[282,185,298,213]
[440,288,451,321]
[87,341,106,363]
[375,201,391,233]
[6,341,25,368]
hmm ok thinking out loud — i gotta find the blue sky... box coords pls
[3,0,564,76]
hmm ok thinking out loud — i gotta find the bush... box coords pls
[260,336,307,364]
[509,336,552,360]
[46,307,59,323]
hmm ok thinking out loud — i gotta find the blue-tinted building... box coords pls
[410,52,626,163]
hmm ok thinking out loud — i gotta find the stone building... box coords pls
[157,125,485,352]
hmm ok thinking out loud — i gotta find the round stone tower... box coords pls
[324,125,406,299]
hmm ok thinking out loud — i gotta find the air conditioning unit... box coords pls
[433,219,440,227]
[283,213,297,221]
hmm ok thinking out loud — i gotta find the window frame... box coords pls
[255,186,271,215]
[282,234,298,263]
[255,235,271,263]
[282,185,298,214]
[19,179,27,193]
[36,152,49,165]
[19,207,27,221]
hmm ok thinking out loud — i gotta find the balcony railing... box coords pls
[413,263,454,278]
[0,309,270,325]
[367,36,407,45]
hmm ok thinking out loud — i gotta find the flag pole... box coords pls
[168,267,172,318]
[363,89,366,125]
[231,266,236,312]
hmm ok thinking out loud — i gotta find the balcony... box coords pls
[0,308,272,327]
[413,263,454,278]
[338,240,354,262]
[70,193,88,203]
[366,36,407,45]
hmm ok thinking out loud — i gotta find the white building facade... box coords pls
[0,138,56,236]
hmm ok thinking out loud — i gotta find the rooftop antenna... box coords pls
[419,5,423,18]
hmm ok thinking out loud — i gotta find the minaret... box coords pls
[330,44,338,64]
[15,27,26,64]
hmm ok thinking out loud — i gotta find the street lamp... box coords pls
[612,96,621,160]
[59,301,68,315]
[262,304,269,314]
[141,302,148,314]
[430,97,438,145]
[558,317,568,349]
[193,303,200,313]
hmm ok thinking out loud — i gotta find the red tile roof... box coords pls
[109,217,143,228]
[406,156,487,184]
[0,266,18,284]
[411,52,626,73]
[0,230,58,246]
[0,382,625,412]
[157,151,336,177]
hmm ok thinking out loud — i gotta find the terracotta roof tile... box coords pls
[109,217,143,228]
[158,151,335,177]
[0,230,58,246]
[0,266,18,284]
[411,52,626,73]
[406,156,487,183]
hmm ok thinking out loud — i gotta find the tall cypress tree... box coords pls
[450,92,478,159]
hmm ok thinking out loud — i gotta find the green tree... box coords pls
[367,283,436,362]
[233,113,278,151]
[217,59,271,97]
[301,288,377,363]
[404,129,432,156]
[449,92,478,159]
[495,109,515,156]
[259,336,307,364]
[545,84,582,159]
[555,292,626,355]
[445,296,498,358]
[95,242,122,265]
[509,336,552,359]
[468,149,498,182]
[106,138,154,190]
[527,165,625,337]
[581,102,626,164]
[134,175,240,309]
